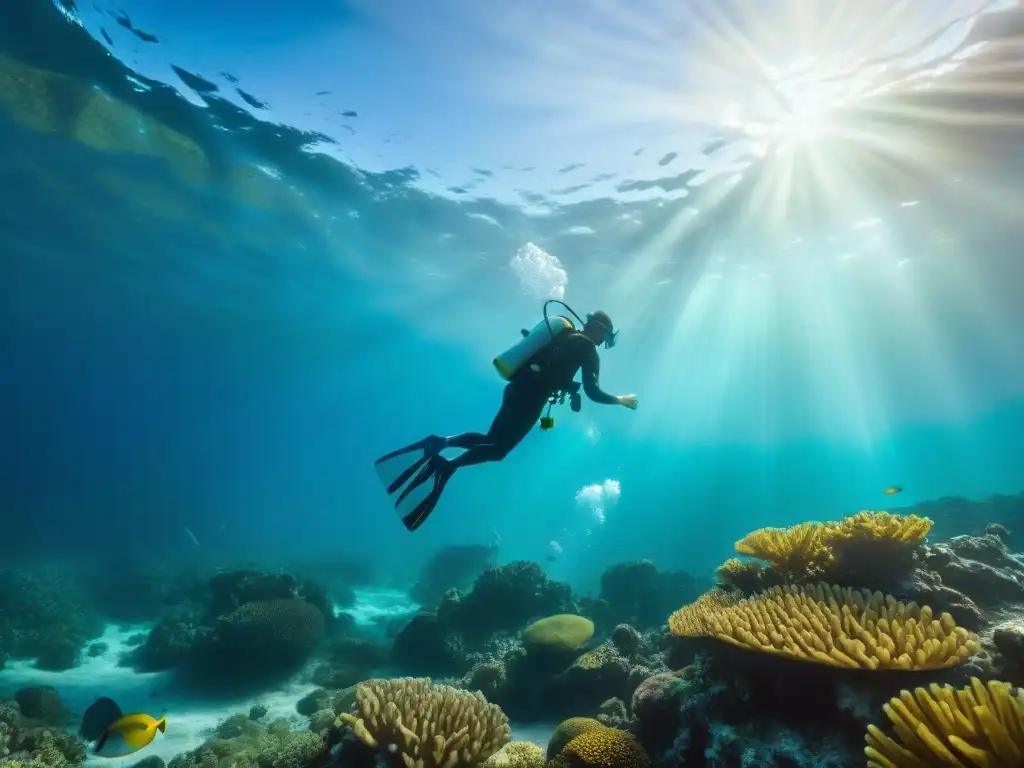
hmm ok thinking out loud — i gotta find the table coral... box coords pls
[669,583,979,670]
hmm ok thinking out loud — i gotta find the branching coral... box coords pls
[865,677,1024,767]
[734,522,834,580]
[669,583,978,670]
[336,677,511,768]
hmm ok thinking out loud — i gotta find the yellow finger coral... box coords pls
[669,583,978,670]
[551,727,650,768]
[734,522,833,579]
[829,511,932,546]
[546,718,606,760]
[865,677,1024,767]
[336,677,511,768]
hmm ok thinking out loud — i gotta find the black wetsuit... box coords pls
[446,331,619,469]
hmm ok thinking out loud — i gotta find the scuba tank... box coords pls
[493,300,589,431]
[493,314,575,381]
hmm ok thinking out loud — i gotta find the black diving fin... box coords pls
[373,437,451,531]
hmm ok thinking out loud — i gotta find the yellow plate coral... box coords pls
[669,583,978,670]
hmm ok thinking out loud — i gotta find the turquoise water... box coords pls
[1,6,1024,761]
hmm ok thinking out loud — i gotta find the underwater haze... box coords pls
[2,0,1024,585]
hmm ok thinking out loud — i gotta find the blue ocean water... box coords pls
[1,0,1020,576]
[2,1,1024,764]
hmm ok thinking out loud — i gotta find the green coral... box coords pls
[167,715,325,768]
[522,615,594,651]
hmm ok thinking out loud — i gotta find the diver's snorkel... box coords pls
[542,299,620,349]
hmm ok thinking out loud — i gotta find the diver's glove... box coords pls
[616,394,639,410]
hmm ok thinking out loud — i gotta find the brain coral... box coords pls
[336,677,511,768]
[546,718,606,760]
[552,727,650,768]
[669,583,979,670]
[865,677,1024,767]
[522,615,594,650]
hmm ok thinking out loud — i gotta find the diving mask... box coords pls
[586,313,619,349]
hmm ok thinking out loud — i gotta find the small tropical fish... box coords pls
[82,698,166,759]
[883,486,903,495]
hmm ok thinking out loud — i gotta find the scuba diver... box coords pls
[374,301,638,532]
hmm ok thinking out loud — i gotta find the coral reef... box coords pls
[204,570,336,633]
[0,567,103,670]
[409,544,499,608]
[83,558,209,624]
[628,668,695,756]
[596,698,629,729]
[166,714,326,768]
[441,562,576,647]
[0,691,86,767]
[116,567,339,695]
[640,656,869,767]
[597,560,707,632]
[628,505,1024,766]
[335,677,511,767]
[391,610,467,677]
[9,689,65,728]
[311,636,390,690]
[392,562,575,676]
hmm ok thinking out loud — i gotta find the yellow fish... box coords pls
[883,486,903,495]
[93,712,166,758]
